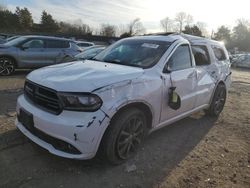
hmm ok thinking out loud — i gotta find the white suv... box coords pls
[16,34,231,164]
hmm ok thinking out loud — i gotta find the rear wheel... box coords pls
[100,108,147,164]
[0,57,16,76]
[206,84,226,117]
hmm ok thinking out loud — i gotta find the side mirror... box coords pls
[163,60,172,73]
[168,87,181,110]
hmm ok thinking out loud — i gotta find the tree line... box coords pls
[0,5,145,38]
[0,5,249,51]
[213,19,250,52]
[160,12,250,51]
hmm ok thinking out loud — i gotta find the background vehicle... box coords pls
[0,35,82,75]
[16,34,231,164]
[231,53,250,68]
[74,45,106,60]
[0,38,6,44]
[5,35,20,42]
[75,41,94,50]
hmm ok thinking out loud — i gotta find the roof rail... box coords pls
[144,32,179,36]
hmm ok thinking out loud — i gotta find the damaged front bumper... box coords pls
[16,95,110,159]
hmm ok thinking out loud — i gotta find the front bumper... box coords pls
[16,95,110,159]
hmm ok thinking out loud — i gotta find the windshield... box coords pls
[94,39,171,68]
[75,47,105,60]
[4,36,27,46]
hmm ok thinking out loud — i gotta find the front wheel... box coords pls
[206,84,227,117]
[0,57,16,76]
[100,108,147,164]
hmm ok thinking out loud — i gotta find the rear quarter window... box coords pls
[212,46,227,61]
[192,45,210,66]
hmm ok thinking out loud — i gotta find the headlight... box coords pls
[58,93,102,111]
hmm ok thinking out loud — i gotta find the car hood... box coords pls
[27,60,144,92]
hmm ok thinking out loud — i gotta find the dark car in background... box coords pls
[0,35,82,75]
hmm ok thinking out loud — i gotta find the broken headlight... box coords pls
[58,93,102,112]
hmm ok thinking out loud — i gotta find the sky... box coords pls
[2,0,250,34]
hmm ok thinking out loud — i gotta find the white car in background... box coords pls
[75,41,95,50]
[16,34,231,164]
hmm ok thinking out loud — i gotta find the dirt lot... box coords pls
[0,69,249,188]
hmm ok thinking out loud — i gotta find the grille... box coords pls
[24,80,62,114]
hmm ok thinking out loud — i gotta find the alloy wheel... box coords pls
[116,115,145,159]
[214,89,226,115]
[0,57,15,76]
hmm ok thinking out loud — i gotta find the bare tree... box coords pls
[117,24,127,36]
[236,18,250,27]
[160,17,174,32]
[175,12,194,33]
[175,12,187,33]
[120,18,145,37]
[100,24,117,37]
[196,21,209,37]
[186,14,193,26]
[128,18,145,36]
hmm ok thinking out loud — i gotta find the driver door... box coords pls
[160,44,197,122]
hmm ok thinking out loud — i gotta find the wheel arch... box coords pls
[209,80,226,106]
[97,101,154,162]
[109,101,154,130]
[0,55,18,67]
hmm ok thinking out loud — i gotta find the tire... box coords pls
[206,84,227,117]
[99,108,147,164]
[0,56,16,76]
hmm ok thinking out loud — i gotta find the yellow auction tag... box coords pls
[172,91,178,103]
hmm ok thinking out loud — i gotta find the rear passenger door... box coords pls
[43,39,70,65]
[191,45,215,107]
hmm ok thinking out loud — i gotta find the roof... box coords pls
[129,34,184,43]
[137,32,223,46]
[180,34,222,46]
[21,35,73,42]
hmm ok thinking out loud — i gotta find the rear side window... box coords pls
[78,43,92,47]
[46,40,70,48]
[192,45,210,66]
[167,44,192,71]
[212,46,226,61]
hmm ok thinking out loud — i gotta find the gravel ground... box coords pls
[0,68,249,188]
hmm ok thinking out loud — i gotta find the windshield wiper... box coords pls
[103,59,122,64]
[88,57,103,62]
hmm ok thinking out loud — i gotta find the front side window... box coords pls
[167,44,192,71]
[94,39,171,68]
[192,45,210,66]
[22,39,44,48]
[212,46,226,61]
